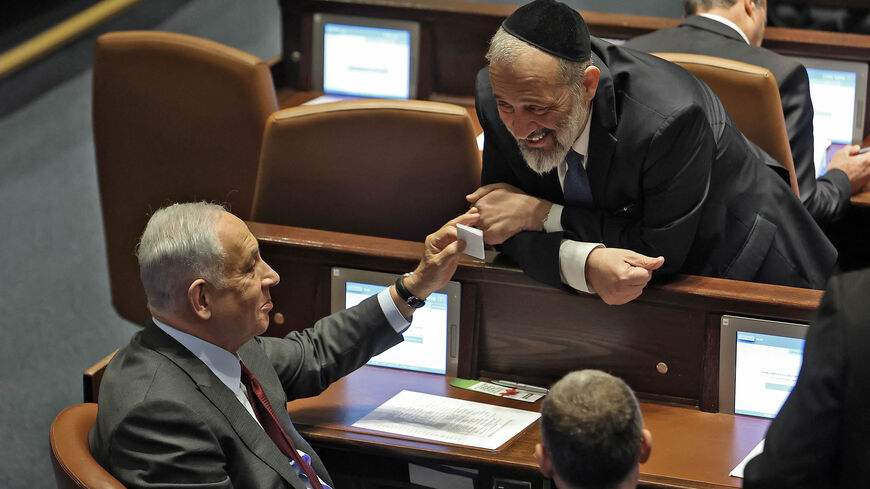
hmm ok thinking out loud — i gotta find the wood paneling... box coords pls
[250,221,822,411]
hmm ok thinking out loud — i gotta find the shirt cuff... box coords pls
[543,204,565,233]
[377,288,412,334]
[559,240,605,294]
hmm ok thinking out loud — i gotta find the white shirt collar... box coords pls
[152,319,325,487]
[698,13,751,45]
[153,317,243,396]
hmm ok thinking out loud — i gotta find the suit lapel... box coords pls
[141,322,303,487]
[587,47,618,203]
[237,340,333,487]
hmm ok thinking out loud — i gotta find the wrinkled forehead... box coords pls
[216,212,256,260]
[490,43,561,79]
[490,52,569,99]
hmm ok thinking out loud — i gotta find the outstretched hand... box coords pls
[467,183,551,245]
[585,247,664,305]
[401,209,480,304]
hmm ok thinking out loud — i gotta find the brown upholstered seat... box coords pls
[652,52,801,197]
[49,403,124,489]
[93,31,278,325]
[251,99,482,242]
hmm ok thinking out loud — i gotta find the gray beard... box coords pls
[516,97,588,176]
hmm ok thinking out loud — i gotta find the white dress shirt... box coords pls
[542,107,604,293]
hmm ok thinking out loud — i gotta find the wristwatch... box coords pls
[395,272,426,308]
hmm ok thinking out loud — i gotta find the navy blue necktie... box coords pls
[563,149,593,207]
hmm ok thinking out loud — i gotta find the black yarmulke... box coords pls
[502,0,591,62]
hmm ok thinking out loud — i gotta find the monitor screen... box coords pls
[330,267,460,376]
[790,56,868,178]
[311,13,420,100]
[733,331,805,418]
[719,315,808,419]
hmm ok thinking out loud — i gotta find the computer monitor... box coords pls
[790,56,868,178]
[310,13,420,100]
[330,267,460,376]
[719,315,808,419]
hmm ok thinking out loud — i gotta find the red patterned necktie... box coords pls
[239,362,325,489]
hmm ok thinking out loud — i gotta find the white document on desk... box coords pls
[352,390,540,450]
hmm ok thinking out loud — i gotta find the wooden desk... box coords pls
[250,221,822,413]
[287,365,769,489]
[770,0,870,8]
[852,191,870,207]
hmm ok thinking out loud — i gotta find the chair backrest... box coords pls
[83,351,116,403]
[50,403,125,489]
[652,52,800,197]
[251,99,482,242]
[93,31,278,325]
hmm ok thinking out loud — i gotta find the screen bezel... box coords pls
[329,266,460,376]
[311,13,420,99]
[790,55,868,145]
[718,315,808,417]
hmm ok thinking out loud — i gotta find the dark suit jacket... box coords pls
[743,268,870,488]
[476,37,837,290]
[624,15,851,224]
[89,295,402,488]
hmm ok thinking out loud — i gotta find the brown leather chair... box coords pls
[251,99,482,242]
[93,31,278,325]
[652,52,801,197]
[50,403,125,489]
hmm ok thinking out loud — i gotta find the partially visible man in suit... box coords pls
[625,0,870,225]
[535,370,652,489]
[743,267,870,487]
[90,201,477,488]
[469,0,837,297]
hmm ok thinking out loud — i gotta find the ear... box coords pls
[535,442,555,479]
[582,65,601,102]
[743,0,754,16]
[187,279,212,321]
[639,428,653,464]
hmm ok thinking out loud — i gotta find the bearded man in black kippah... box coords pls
[467,0,837,301]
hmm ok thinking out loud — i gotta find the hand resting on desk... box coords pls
[586,248,664,305]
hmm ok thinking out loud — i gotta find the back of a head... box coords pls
[683,0,766,15]
[136,202,227,315]
[541,370,643,489]
[683,0,739,15]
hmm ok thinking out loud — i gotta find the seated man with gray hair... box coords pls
[536,370,652,489]
[90,201,478,488]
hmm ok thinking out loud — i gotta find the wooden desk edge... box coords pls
[248,220,823,316]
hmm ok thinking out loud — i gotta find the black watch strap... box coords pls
[395,273,426,308]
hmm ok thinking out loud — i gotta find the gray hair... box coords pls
[486,27,591,100]
[540,370,643,489]
[136,202,227,314]
[683,0,763,15]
